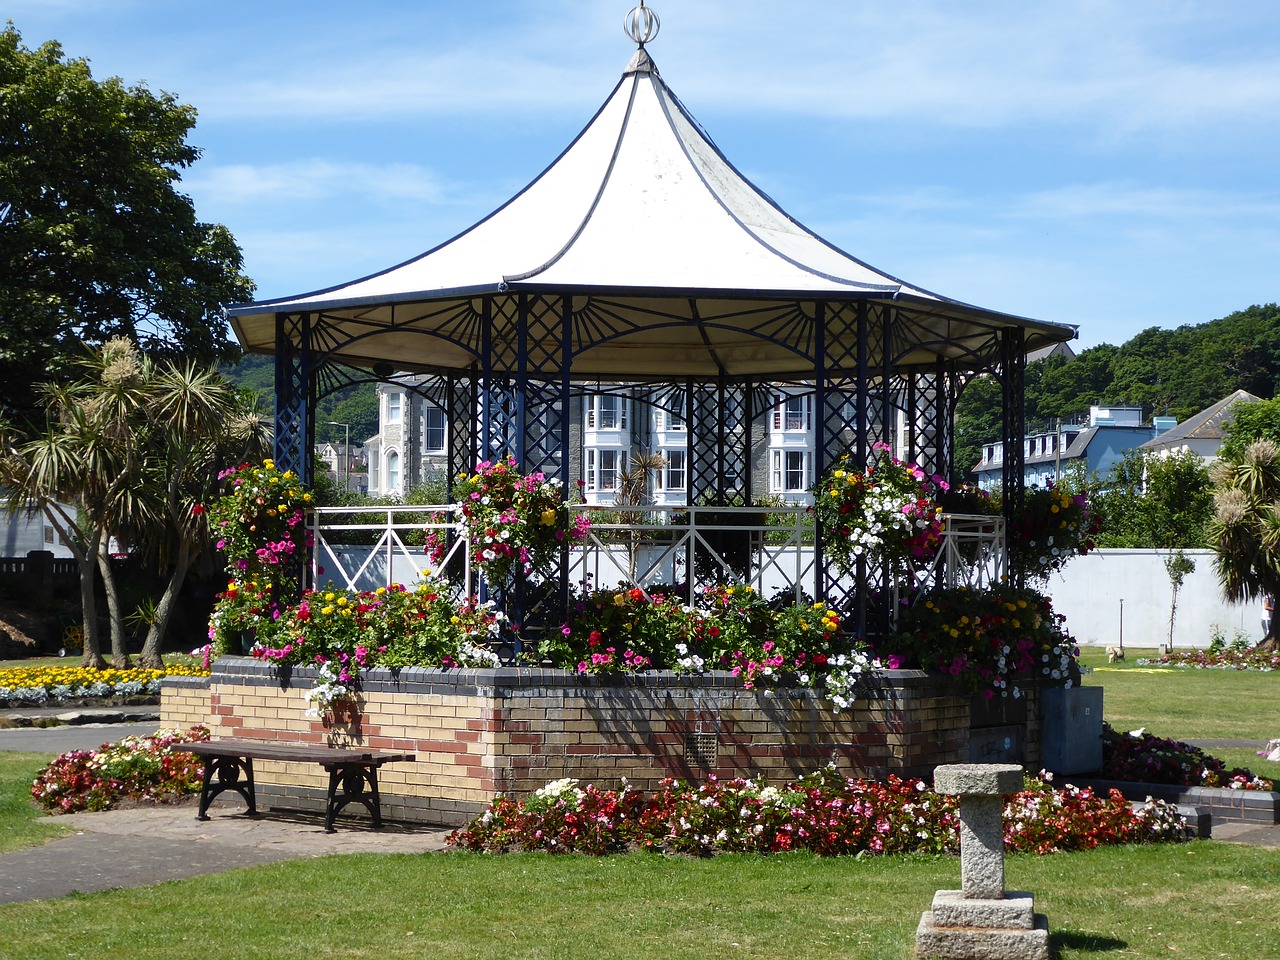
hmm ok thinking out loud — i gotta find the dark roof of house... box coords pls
[1139,389,1261,449]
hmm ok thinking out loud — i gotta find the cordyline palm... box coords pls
[127,360,268,667]
[1,340,268,669]
[1209,439,1280,653]
[0,382,135,668]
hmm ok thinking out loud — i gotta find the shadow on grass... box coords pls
[1052,930,1128,955]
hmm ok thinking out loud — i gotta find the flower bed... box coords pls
[1136,649,1280,672]
[885,586,1078,702]
[1101,723,1275,791]
[30,725,209,813]
[0,664,209,707]
[542,584,879,709]
[446,768,1188,856]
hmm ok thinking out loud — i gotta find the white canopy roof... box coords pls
[228,48,1074,378]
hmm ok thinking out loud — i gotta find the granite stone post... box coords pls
[916,763,1050,960]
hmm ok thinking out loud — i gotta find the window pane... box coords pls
[599,396,621,429]
[600,449,619,489]
[785,450,805,490]
[665,450,685,490]
[424,406,445,453]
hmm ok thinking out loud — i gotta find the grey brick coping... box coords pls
[194,656,946,701]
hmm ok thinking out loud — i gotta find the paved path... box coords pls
[0,800,453,904]
[0,721,161,753]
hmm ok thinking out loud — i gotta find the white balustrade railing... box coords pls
[308,504,1005,605]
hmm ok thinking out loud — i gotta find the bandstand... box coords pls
[225,5,1074,638]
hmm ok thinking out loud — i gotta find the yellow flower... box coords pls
[321,606,335,616]
[337,597,349,607]
[264,459,275,470]
[325,592,336,602]
[303,493,313,503]
[376,586,387,595]
[949,628,960,638]
[540,509,556,526]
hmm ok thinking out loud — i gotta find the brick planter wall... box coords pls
[162,657,1042,827]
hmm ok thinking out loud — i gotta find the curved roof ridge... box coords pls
[502,75,642,283]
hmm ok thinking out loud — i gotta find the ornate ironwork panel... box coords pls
[273,312,313,484]
[447,371,479,489]
[688,380,750,505]
[1000,328,1027,512]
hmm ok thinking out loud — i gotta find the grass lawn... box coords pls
[0,753,69,854]
[0,652,203,670]
[0,843,1275,959]
[1079,644,1280,781]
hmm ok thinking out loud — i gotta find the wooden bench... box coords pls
[180,740,416,833]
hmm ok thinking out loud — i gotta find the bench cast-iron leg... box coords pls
[323,763,383,833]
[196,756,256,821]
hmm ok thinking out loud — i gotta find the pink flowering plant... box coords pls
[209,459,313,582]
[208,460,314,654]
[1137,647,1280,672]
[447,766,1188,856]
[543,582,881,710]
[251,580,503,715]
[31,725,210,814]
[887,585,1079,701]
[1004,483,1099,584]
[1101,723,1275,791]
[811,442,948,576]
[542,584,697,675]
[425,457,590,586]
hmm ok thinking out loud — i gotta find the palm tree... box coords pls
[1209,438,1280,654]
[0,378,134,668]
[1,340,268,668]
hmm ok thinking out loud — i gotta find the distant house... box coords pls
[1138,389,1261,465]
[974,406,1177,491]
[316,441,368,495]
[0,498,75,559]
[1025,341,1077,364]
[363,374,830,505]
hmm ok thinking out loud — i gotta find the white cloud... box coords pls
[183,159,453,208]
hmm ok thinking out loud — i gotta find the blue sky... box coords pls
[10,1,1280,351]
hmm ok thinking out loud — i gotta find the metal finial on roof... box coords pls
[624,2,661,47]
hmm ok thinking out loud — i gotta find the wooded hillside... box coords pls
[954,303,1280,479]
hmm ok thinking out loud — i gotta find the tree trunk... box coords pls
[77,542,106,670]
[97,551,130,669]
[140,539,193,669]
[1255,635,1280,656]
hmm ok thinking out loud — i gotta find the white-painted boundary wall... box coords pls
[1046,549,1266,649]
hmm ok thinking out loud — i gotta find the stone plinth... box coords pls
[935,762,1022,900]
[917,763,1049,960]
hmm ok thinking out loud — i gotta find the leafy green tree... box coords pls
[952,374,1002,484]
[1220,397,1280,461]
[0,25,253,421]
[1083,450,1213,549]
